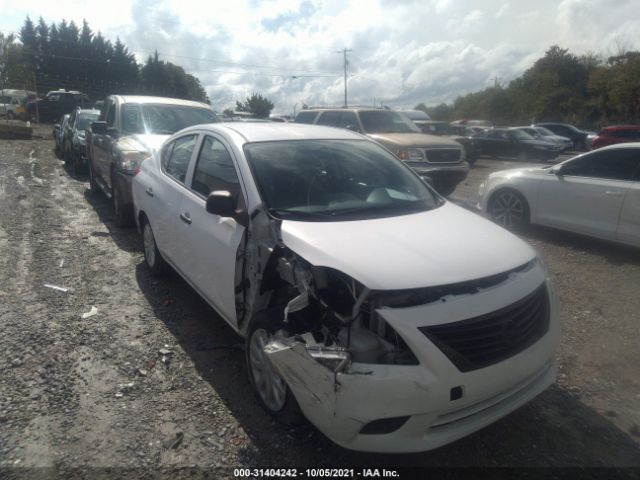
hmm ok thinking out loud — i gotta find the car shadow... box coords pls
[523,225,640,267]
[82,188,140,253]
[134,262,640,469]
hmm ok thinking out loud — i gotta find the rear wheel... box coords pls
[488,189,530,229]
[246,315,302,425]
[141,217,168,276]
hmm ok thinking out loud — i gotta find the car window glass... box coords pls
[294,111,318,124]
[160,142,175,171]
[106,103,116,127]
[165,135,197,184]
[99,100,110,121]
[191,136,243,206]
[316,111,341,127]
[338,111,359,129]
[562,149,640,181]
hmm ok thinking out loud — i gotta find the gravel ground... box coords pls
[0,126,639,478]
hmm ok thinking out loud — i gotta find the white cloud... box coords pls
[2,0,640,113]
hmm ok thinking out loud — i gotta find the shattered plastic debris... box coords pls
[81,306,98,319]
[44,284,69,293]
[137,368,148,377]
[158,346,173,365]
[115,382,135,398]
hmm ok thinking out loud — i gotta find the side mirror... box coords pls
[206,190,237,218]
[91,121,107,134]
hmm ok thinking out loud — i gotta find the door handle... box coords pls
[145,187,154,197]
[605,191,623,197]
[179,212,192,224]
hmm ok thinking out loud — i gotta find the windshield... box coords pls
[359,111,421,134]
[77,113,99,130]
[244,139,441,222]
[121,104,219,134]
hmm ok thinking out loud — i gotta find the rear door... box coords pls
[535,148,637,240]
[176,134,247,326]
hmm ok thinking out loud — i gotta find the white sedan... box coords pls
[133,122,559,452]
[478,143,640,247]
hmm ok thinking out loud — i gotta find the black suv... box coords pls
[26,90,91,123]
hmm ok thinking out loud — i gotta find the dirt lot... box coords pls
[0,125,639,478]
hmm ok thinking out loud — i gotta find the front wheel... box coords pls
[488,189,530,230]
[246,316,302,425]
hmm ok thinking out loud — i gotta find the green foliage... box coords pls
[9,16,209,103]
[417,44,640,128]
[235,93,274,118]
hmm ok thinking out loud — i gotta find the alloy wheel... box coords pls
[490,191,527,228]
[249,328,287,412]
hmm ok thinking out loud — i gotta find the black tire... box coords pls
[88,159,100,194]
[141,216,168,276]
[246,314,303,425]
[112,177,133,227]
[488,189,530,230]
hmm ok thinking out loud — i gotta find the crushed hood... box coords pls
[367,133,461,149]
[280,202,536,290]
[116,133,170,154]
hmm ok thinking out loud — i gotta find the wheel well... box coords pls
[138,211,148,229]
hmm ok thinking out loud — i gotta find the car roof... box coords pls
[181,122,366,143]
[111,95,210,109]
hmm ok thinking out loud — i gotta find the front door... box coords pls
[177,134,247,326]
[536,148,638,240]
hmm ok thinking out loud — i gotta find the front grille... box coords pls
[419,284,549,372]
[424,148,461,163]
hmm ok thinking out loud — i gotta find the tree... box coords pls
[235,93,274,118]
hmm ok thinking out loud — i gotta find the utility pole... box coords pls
[490,76,501,88]
[337,48,352,107]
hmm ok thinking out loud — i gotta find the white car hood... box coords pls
[280,202,536,290]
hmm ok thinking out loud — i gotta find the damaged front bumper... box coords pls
[265,262,559,453]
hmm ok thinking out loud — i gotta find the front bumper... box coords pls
[412,163,470,188]
[267,263,559,453]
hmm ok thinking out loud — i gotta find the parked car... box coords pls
[478,143,640,246]
[398,109,431,122]
[516,126,572,151]
[87,95,219,225]
[62,108,100,173]
[535,122,589,151]
[0,90,29,119]
[133,122,559,453]
[53,114,70,157]
[412,120,480,165]
[26,90,91,123]
[591,125,640,149]
[295,108,468,196]
[473,128,561,161]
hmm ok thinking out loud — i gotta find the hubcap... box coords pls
[249,329,287,412]
[490,192,525,227]
[143,223,156,267]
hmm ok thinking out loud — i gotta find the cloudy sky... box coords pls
[1,0,639,114]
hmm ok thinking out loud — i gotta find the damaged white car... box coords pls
[132,123,560,453]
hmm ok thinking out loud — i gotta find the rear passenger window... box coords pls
[165,134,197,184]
[316,111,340,127]
[191,136,243,205]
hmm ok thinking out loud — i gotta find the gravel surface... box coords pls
[0,126,639,478]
